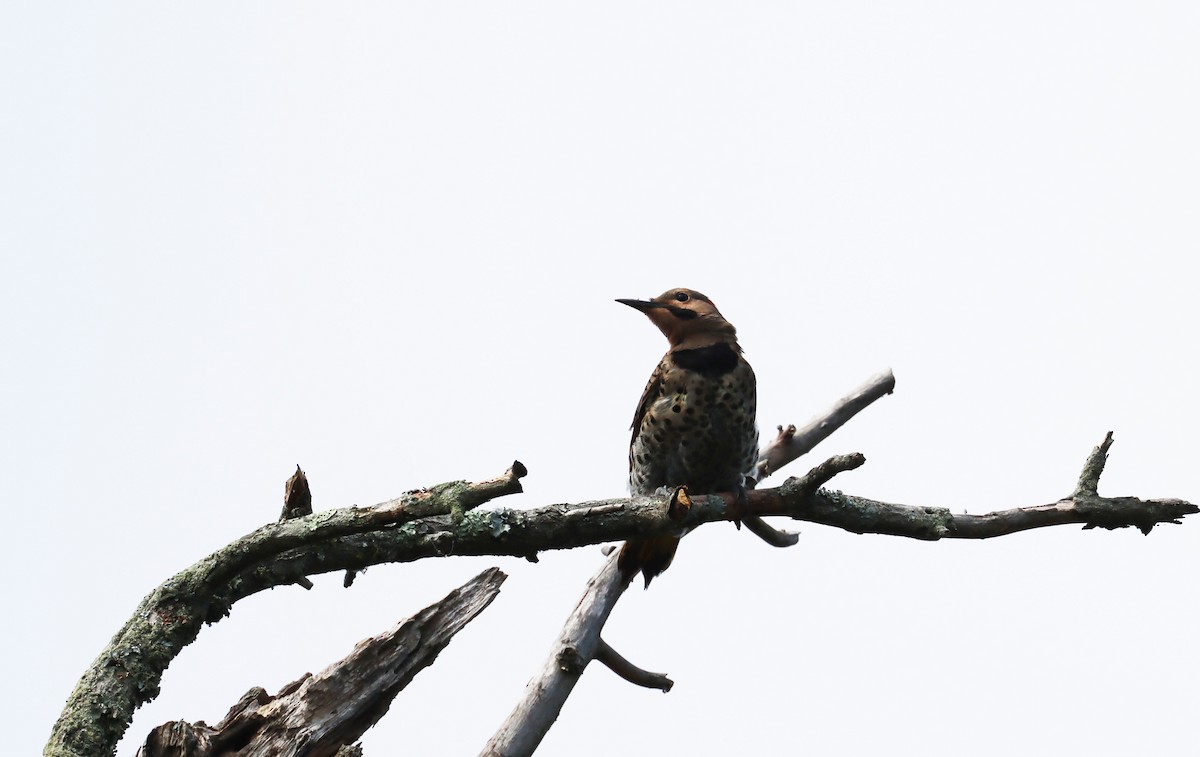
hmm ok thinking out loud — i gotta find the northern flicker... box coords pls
[616,288,758,587]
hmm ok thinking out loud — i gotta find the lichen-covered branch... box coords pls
[741,368,897,546]
[773,436,1194,539]
[46,465,526,757]
[47,429,1195,757]
[135,568,506,757]
[473,435,1195,756]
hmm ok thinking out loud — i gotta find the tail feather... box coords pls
[618,535,681,589]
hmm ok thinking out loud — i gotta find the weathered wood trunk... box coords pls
[136,568,506,757]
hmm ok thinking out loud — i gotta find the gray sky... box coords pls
[4,3,1198,755]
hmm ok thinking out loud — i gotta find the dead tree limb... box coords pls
[47,436,1194,757]
[594,639,674,692]
[47,364,1195,757]
[477,368,886,757]
[480,554,627,757]
[479,450,868,757]
[477,371,1192,755]
[756,368,896,481]
[135,568,506,757]
[46,466,527,757]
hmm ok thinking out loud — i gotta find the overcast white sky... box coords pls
[4,3,1198,755]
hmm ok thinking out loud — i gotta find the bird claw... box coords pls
[667,486,692,520]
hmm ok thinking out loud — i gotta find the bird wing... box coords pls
[629,356,668,468]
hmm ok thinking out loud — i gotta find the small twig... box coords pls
[741,516,799,547]
[740,452,868,546]
[1074,431,1114,498]
[789,453,868,494]
[595,639,673,692]
[461,461,529,509]
[371,460,528,521]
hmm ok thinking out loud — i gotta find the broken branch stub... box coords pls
[137,567,508,757]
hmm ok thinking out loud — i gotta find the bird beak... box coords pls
[616,298,665,313]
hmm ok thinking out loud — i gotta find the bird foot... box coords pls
[667,486,693,520]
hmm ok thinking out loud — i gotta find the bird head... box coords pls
[616,288,739,351]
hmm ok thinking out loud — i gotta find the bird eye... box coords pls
[674,292,690,302]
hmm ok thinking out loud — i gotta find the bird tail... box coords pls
[617,535,680,589]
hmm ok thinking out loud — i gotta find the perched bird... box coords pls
[616,288,758,587]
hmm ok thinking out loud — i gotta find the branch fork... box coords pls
[47,463,529,757]
[478,372,1196,757]
[49,368,1199,757]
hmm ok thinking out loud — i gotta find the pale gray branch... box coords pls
[756,368,895,482]
[479,554,628,757]
[135,568,506,757]
[46,369,1195,757]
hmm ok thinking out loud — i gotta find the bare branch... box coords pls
[772,438,1194,540]
[480,554,627,757]
[595,640,673,692]
[136,568,506,757]
[48,431,1196,756]
[756,368,895,482]
[478,433,1196,754]
[742,369,895,545]
[46,463,526,757]
[741,515,799,547]
[481,433,1196,753]
[1074,431,1113,498]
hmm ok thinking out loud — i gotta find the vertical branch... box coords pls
[480,554,627,757]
